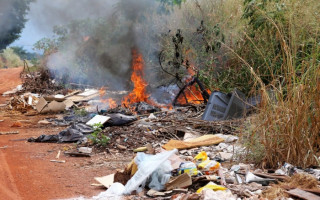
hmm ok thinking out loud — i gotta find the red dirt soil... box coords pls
[0,68,122,200]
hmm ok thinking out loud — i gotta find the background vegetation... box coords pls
[0,0,34,50]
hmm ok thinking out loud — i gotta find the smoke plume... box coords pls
[27,0,165,91]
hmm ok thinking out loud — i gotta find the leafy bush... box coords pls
[0,48,23,68]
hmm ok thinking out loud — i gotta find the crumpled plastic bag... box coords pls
[123,149,178,194]
[148,160,172,191]
[28,123,93,143]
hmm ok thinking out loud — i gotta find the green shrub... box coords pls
[88,122,110,147]
[0,48,23,68]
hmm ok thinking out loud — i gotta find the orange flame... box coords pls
[107,98,117,108]
[122,49,150,106]
[177,62,211,105]
[99,87,117,109]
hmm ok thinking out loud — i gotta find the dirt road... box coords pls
[0,68,122,200]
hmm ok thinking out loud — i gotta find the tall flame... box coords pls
[122,49,150,106]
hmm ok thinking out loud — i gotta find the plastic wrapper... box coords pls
[194,151,208,162]
[178,162,198,176]
[198,160,220,175]
[123,149,178,194]
[196,182,226,193]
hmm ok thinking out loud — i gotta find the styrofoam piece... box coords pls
[86,115,110,126]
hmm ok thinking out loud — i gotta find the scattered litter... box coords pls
[28,123,93,143]
[163,135,224,150]
[64,151,91,157]
[56,150,61,159]
[178,162,198,176]
[106,113,137,126]
[133,146,148,152]
[38,119,52,125]
[0,131,19,135]
[50,160,66,163]
[245,171,276,186]
[94,174,115,188]
[196,182,227,193]
[78,147,92,154]
[201,188,237,200]
[123,149,178,194]
[165,173,192,190]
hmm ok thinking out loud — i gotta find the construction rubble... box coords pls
[2,73,320,200]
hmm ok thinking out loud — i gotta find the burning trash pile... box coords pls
[3,50,320,200]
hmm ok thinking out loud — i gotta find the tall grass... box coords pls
[242,0,320,168]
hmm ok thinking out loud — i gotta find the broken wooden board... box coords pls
[286,188,320,200]
[94,174,115,188]
[163,135,224,150]
[66,89,99,103]
[253,172,289,181]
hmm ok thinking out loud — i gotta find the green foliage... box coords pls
[0,0,34,50]
[33,38,59,55]
[0,48,23,68]
[11,46,38,60]
[89,122,110,147]
[73,108,88,117]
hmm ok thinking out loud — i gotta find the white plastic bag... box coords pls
[148,160,172,191]
[123,149,178,194]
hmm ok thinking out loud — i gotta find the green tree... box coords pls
[0,0,34,50]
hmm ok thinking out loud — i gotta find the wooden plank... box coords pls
[303,188,320,196]
[286,188,320,200]
[253,172,289,181]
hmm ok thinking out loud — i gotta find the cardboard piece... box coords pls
[86,115,110,126]
[41,101,66,113]
[63,99,75,109]
[94,174,115,188]
[44,95,65,102]
[163,135,224,150]
[36,97,48,112]
[165,173,192,191]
